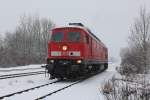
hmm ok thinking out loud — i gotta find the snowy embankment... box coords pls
[0,63,118,100]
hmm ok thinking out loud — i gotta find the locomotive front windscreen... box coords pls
[51,32,64,42]
[68,32,80,42]
[51,31,81,42]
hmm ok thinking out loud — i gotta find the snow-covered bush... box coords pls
[118,64,137,76]
[102,76,150,100]
[102,80,113,94]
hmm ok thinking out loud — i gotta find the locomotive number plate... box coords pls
[51,51,61,56]
[62,52,69,56]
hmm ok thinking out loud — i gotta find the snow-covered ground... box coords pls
[0,64,43,70]
[0,63,119,100]
[46,63,118,100]
[0,65,45,76]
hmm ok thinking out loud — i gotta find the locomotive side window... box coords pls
[68,32,80,42]
[83,36,89,44]
[51,32,64,42]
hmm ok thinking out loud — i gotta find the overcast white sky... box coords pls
[0,0,150,60]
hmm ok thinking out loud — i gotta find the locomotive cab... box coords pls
[46,23,108,79]
[47,27,87,79]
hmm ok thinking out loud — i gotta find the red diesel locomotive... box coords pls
[46,23,108,79]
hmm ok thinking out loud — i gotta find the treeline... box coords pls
[0,15,55,67]
[120,8,150,74]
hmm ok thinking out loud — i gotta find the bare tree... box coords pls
[0,34,3,48]
[121,8,150,74]
[129,8,150,73]
[0,35,3,65]
[0,14,55,67]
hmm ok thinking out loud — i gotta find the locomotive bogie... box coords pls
[46,59,84,78]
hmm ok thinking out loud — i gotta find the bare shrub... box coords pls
[102,80,113,94]
[119,64,137,76]
[102,77,150,100]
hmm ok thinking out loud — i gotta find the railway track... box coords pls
[0,69,105,100]
[35,71,102,100]
[0,80,59,99]
[0,79,80,100]
[36,69,106,100]
[0,67,43,72]
[35,80,82,100]
[0,71,46,79]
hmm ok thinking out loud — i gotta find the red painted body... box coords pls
[48,27,108,64]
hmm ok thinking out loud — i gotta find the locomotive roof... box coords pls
[52,26,107,48]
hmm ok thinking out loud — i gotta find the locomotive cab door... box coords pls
[88,36,92,58]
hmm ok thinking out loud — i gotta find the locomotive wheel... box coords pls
[100,64,105,71]
[78,65,87,76]
[104,63,108,70]
[49,75,55,79]
[87,65,92,73]
[91,64,100,72]
[58,77,64,81]
[66,73,77,79]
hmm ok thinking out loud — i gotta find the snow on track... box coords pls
[0,64,44,70]
[0,71,45,80]
[3,81,78,100]
[45,71,115,100]
[1,79,59,100]
[0,74,51,97]
[45,63,118,100]
[0,65,45,76]
[0,63,119,100]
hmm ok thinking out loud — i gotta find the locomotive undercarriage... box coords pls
[46,59,108,80]
[46,59,84,79]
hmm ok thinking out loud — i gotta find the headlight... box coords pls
[50,60,54,63]
[76,60,82,64]
[62,45,68,51]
